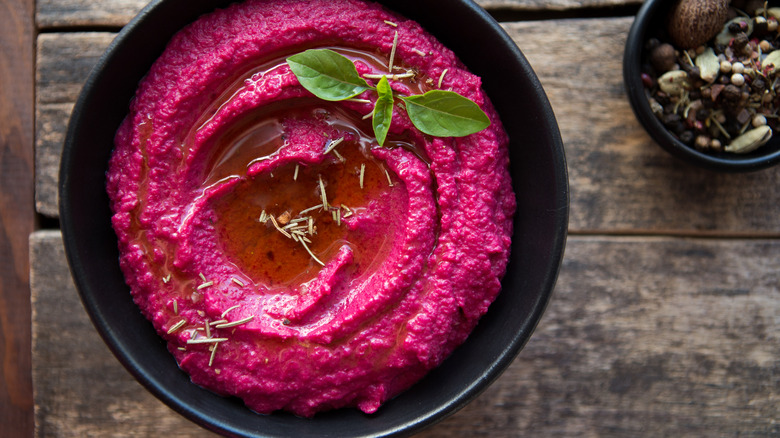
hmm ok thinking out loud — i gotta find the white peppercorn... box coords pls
[752,114,767,127]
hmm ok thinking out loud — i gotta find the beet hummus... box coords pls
[107,0,514,417]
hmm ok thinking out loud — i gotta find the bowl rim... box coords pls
[59,0,569,436]
[623,0,780,172]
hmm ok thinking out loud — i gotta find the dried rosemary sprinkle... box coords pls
[346,98,372,104]
[324,137,344,155]
[412,48,426,57]
[209,319,228,326]
[282,221,301,230]
[293,164,299,181]
[167,319,186,334]
[173,300,178,315]
[221,304,240,318]
[259,210,268,223]
[438,68,449,88]
[197,280,214,290]
[389,31,399,71]
[300,238,325,266]
[215,315,255,329]
[286,224,309,233]
[199,273,207,282]
[204,319,211,338]
[231,278,245,287]
[288,217,309,224]
[269,214,292,239]
[318,174,328,209]
[363,72,415,80]
[384,20,398,27]
[162,274,171,284]
[359,163,365,189]
[299,204,323,215]
[187,337,228,344]
[208,342,218,367]
[384,166,394,187]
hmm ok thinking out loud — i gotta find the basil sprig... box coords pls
[286,49,490,145]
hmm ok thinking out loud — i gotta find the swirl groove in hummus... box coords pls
[107,0,515,416]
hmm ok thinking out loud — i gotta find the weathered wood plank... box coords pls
[482,0,642,9]
[420,235,780,437]
[34,19,780,234]
[0,0,36,435]
[31,231,779,436]
[505,18,780,235]
[35,32,115,217]
[36,0,149,29]
[35,0,644,29]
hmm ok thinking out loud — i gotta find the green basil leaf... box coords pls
[372,76,394,146]
[286,49,371,101]
[400,90,490,137]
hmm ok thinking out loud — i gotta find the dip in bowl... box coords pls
[61,0,568,436]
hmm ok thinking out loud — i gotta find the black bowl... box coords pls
[624,0,780,172]
[60,0,568,436]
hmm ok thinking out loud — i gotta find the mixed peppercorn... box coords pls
[642,3,780,154]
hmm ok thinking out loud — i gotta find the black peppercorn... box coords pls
[728,21,744,33]
[679,130,695,144]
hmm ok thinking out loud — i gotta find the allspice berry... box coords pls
[668,0,729,49]
[650,43,676,72]
[721,84,742,102]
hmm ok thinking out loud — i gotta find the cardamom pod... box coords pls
[715,17,753,46]
[762,50,780,74]
[658,70,691,96]
[695,48,719,83]
[724,125,772,154]
[757,7,780,20]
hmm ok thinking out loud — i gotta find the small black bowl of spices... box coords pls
[624,0,780,171]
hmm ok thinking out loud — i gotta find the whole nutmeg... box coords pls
[668,0,729,49]
[650,43,677,72]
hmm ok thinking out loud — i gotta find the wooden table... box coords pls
[3,0,778,436]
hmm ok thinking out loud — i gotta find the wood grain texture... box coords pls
[36,0,149,29]
[30,231,779,437]
[35,32,115,217]
[35,0,644,28]
[504,18,780,235]
[419,236,780,437]
[34,20,780,233]
[0,0,36,435]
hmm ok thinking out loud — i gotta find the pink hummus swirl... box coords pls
[107,0,514,416]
